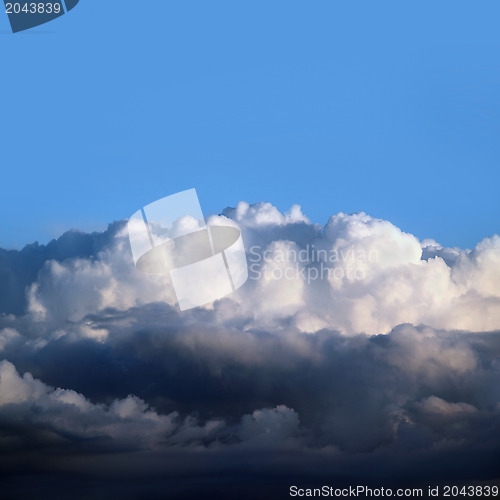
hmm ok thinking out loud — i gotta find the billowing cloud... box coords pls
[0,359,302,452]
[9,202,500,338]
[0,202,499,497]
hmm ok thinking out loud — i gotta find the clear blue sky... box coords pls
[1,0,499,249]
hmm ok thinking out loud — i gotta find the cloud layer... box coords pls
[1,202,499,498]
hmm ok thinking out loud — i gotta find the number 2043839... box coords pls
[5,2,62,14]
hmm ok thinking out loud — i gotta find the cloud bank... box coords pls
[0,202,499,498]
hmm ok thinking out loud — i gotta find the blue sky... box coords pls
[1,0,499,249]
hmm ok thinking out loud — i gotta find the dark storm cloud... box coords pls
[2,316,500,481]
[1,202,499,498]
